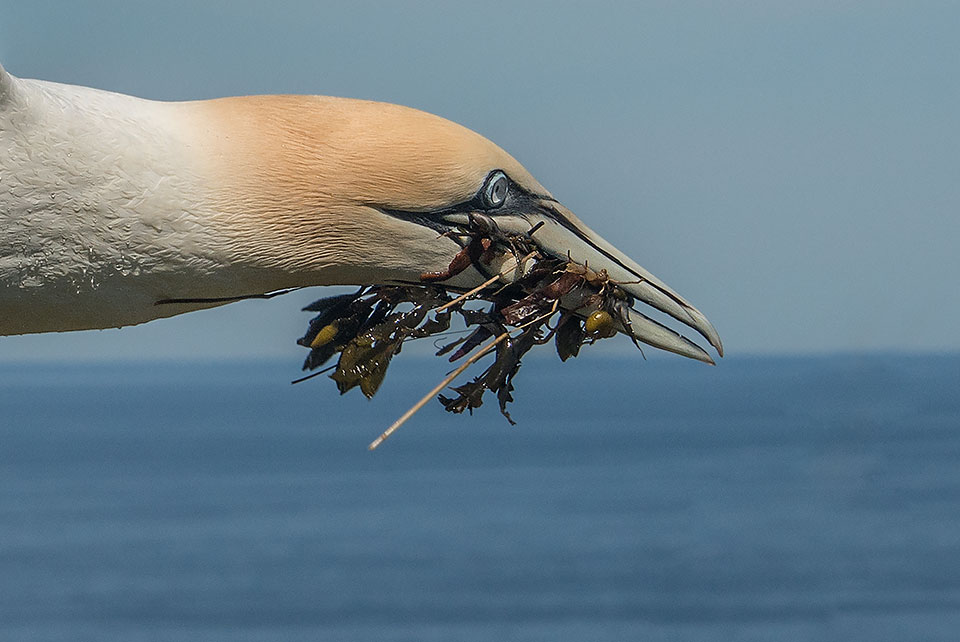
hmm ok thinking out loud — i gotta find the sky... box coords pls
[1,1,958,361]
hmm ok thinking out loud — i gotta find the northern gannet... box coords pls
[0,63,722,362]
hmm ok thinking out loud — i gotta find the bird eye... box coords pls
[482,171,509,208]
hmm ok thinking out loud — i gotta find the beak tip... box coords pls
[685,308,723,359]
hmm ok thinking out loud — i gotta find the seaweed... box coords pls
[298,253,625,424]
[295,219,637,447]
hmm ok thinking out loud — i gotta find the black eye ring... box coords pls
[482,171,509,208]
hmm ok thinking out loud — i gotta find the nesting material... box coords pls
[296,250,639,448]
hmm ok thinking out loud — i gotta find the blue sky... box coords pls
[1,1,958,360]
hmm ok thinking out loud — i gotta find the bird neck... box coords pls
[0,76,311,334]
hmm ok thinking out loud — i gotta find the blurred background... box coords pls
[2,0,958,360]
[2,3,959,641]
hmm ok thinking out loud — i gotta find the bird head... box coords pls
[193,95,722,363]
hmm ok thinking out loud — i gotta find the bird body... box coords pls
[0,63,722,362]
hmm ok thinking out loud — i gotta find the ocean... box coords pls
[0,354,958,641]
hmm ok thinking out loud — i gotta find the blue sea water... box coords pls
[0,354,958,641]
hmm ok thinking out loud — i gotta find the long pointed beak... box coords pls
[468,200,724,364]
